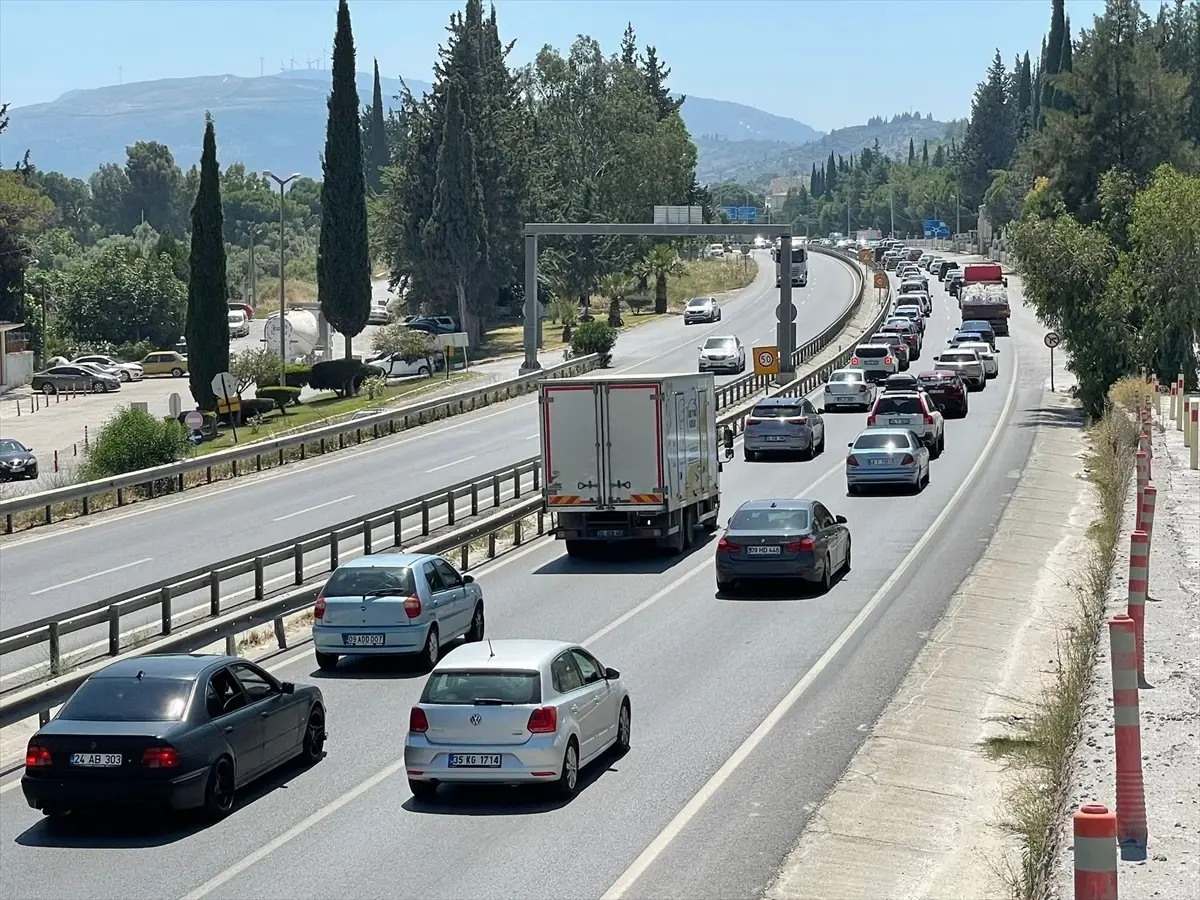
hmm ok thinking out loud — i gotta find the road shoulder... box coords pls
[764,385,1095,899]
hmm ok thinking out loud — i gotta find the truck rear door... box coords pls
[542,384,603,508]
[602,382,664,507]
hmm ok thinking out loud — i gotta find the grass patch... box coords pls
[994,404,1137,900]
[1108,375,1156,413]
[249,279,317,315]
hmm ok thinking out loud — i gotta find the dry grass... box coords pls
[993,406,1137,900]
[249,279,318,315]
[1108,375,1156,413]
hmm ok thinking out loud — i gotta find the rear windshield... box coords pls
[829,371,863,383]
[940,352,977,363]
[855,345,888,358]
[874,396,923,414]
[59,676,191,722]
[421,670,542,705]
[899,283,924,292]
[730,507,810,531]
[962,321,993,331]
[854,432,913,450]
[750,403,803,418]
[323,565,416,598]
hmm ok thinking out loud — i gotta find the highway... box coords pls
[0,250,857,631]
[0,266,1054,900]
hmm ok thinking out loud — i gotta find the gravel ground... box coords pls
[1050,405,1200,899]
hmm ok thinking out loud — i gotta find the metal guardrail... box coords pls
[0,498,546,729]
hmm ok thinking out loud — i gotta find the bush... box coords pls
[239,397,277,418]
[371,324,433,362]
[361,374,388,400]
[257,386,302,411]
[570,320,618,358]
[310,358,380,396]
[260,362,312,389]
[80,406,191,480]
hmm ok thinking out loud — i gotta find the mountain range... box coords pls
[0,68,957,189]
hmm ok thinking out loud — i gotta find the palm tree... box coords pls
[640,244,684,315]
[597,273,635,328]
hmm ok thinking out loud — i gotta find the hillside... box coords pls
[0,69,825,179]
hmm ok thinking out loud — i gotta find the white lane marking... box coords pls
[424,456,474,474]
[29,558,154,596]
[524,433,539,440]
[599,344,1021,899]
[271,495,354,523]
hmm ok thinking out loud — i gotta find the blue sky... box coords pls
[0,0,1107,131]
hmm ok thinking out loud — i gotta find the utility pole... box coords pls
[889,189,896,238]
[847,198,851,239]
[248,230,257,307]
[954,190,961,238]
[264,171,301,385]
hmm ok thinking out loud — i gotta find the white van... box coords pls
[226,309,250,338]
[848,343,899,382]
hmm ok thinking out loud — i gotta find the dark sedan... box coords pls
[0,438,38,481]
[917,369,969,417]
[22,654,326,824]
[715,498,850,595]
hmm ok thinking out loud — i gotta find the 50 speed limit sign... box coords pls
[753,346,780,376]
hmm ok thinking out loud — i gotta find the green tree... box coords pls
[639,244,683,315]
[370,323,432,361]
[318,0,372,358]
[61,243,186,348]
[123,141,185,237]
[1040,0,1066,121]
[957,51,1016,208]
[1016,51,1033,137]
[908,137,915,164]
[80,406,190,481]
[185,115,230,410]
[364,59,390,194]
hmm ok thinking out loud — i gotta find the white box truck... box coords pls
[539,373,733,556]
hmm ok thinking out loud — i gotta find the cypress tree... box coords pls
[185,114,229,410]
[810,162,818,195]
[1041,0,1066,118]
[1189,4,1200,142]
[1032,36,1045,129]
[318,0,372,359]
[824,151,837,194]
[1017,51,1033,125]
[364,59,390,194]
[922,139,929,165]
[908,137,916,163]
[620,23,638,68]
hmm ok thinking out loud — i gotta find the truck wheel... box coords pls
[564,540,588,558]
[702,503,719,534]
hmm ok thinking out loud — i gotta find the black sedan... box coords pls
[0,438,37,481]
[22,654,326,823]
[715,498,850,595]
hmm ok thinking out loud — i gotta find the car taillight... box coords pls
[866,414,876,425]
[924,414,935,425]
[784,417,808,425]
[745,416,760,426]
[884,357,893,365]
[141,746,181,768]
[403,596,422,618]
[717,536,741,553]
[527,706,558,734]
[856,383,866,392]
[850,357,859,365]
[900,454,915,465]
[25,743,51,768]
[785,537,815,552]
[846,455,860,467]
[314,595,326,619]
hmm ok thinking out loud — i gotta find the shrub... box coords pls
[259,362,311,389]
[372,324,433,361]
[239,397,277,418]
[570,320,618,358]
[257,386,302,411]
[80,406,191,480]
[361,374,388,400]
[311,358,379,396]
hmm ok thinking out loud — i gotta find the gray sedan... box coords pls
[715,498,850,594]
[30,365,122,394]
[743,396,826,460]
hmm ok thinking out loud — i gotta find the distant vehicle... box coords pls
[0,438,37,481]
[959,265,1010,335]
[917,370,969,417]
[743,396,826,461]
[715,498,850,595]
[867,390,945,457]
[959,320,998,350]
[870,332,912,371]
[72,354,143,382]
[697,335,745,374]
[707,243,726,259]
[407,316,458,336]
[846,427,931,494]
[932,348,987,391]
[21,654,325,822]
[368,295,390,325]
[957,341,999,379]
[881,373,922,393]
[312,552,486,672]
[684,296,721,324]
[896,289,931,316]
[936,260,959,281]
[823,368,877,411]
[31,365,121,394]
[404,639,630,801]
[140,351,188,377]
[227,309,250,339]
[228,302,254,320]
[890,305,926,334]
[369,351,434,379]
[773,243,809,287]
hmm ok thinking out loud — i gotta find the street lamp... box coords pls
[264,171,301,386]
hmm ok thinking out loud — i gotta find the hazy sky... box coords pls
[1,0,1107,131]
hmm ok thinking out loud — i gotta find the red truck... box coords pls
[959,263,1011,336]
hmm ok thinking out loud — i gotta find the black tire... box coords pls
[408,779,438,801]
[615,701,631,754]
[938,432,946,455]
[843,538,852,572]
[716,580,734,594]
[171,368,184,377]
[465,603,485,642]
[744,448,756,462]
[418,366,430,377]
[419,626,440,672]
[818,556,833,594]
[301,704,326,765]
[315,651,339,672]
[929,438,941,460]
[816,428,826,454]
[554,739,580,800]
[564,539,588,558]
[119,371,131,383]
[203,757,236,820]
[847,483,859,495]
[40,383,55,395]
[91,381,105,393]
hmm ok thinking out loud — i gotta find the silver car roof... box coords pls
[433,639,576,671]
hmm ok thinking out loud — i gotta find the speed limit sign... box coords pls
[753,346,780,376]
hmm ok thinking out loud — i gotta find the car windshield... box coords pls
[59,676,191,722]
[829,372,862,383]
[730,507,810,531]
[874,396,923,414]
[704,338,735,350]
[687,298,710,308]
[421,670,542,705]
[323,565,416,597]
[854,432,913,450]
[750,403,803,418]
[0,439,25,453]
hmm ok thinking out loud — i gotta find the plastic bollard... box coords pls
[1073,803,1118,900]
[1192,403,1199,471]
[1109,615,1148,846]
[1126,531,1149,681]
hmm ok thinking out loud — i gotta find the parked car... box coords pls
[917,369,969,418]
[369,351,435,379]
[846,427,931,494]
[743,396,826,461]
[227,309,251,339]
[31,365,121,395]
[684,296,721,324]
[697,335,745,374]
[404,639,630,800]
[228,302,254,320]
[21,654,325,822]
[140,351,188,377]
[407,315,459,335]
[823,368,877,411]
[311,552,486,672]
[715,498,850,595]
[0,438,38,481]
[72,354,144,382]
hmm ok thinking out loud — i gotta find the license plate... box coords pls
[70,752,122,767]
[869,458,891,466]
[448,753,502,768]
[888,418,912,425]
[343,633,385,647]
[595,529,624,537]
[765,435,785,442]
[746,545,782,555]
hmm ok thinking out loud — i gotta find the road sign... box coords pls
[753,346,780,376]
[873,272,889,290]
[740,244,751,255]
[723,206,759,222]
[1044,332,1062,349]
[189,431,204,446]
[653,205,705,224]
[168,392,183,418]
[211,372,238,398]
[858,249,873,264]
[184,410,203,430]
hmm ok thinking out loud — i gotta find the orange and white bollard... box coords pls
[1139,485,1157,555]
[1127,531,1149,680]
[1191,402,1199,471]
[1074,803,1119,900]
[1169,385,1178,421]
[1138,430,1152,479]
[1176,375,1186,431]
[1154,381,1163,418]
[1109,614,1148,846]
[1135,450,1148,519]
[1185,397,1194,449]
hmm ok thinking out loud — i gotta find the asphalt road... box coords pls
[0,265,1055,900]
[0,251,856,632]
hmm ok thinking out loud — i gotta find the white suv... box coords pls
[867,390,945,457]
[849,343,899,382]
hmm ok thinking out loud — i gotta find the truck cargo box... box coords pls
[962,263,1004,284]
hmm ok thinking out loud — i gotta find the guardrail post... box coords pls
[210,571,221,616]
[320,437,327,455]
[254,557,265,600]
[294,544,305,583]
[446,491,456,527]
[514,518,523,546]
[48,622,62,676]
[513,468,522,499]
[232,459,239,478]
[273,617,288,650]
[206,465,213,484]
[225,635,237,655]
[460,544,469,571]
[493,474,501,508]
[109,605,121,655]
[43,503,51,527]
[421,500,431,535]
[117,487,127,506]
[330,533,340,569]
[538,510,545,535]
[393,510,403,548]
[255,453,262,472]
[82,494,91,516]
[160,587,173,635]
[488,532,497,558]
[532,465,540,491]
[363,519,373,554]
[470,483,479,516]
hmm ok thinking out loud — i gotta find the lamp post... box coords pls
[263,171,300,386]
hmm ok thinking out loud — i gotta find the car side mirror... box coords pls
[835,514,848,524]
[722,428,734,451]
[604,667,620,680]
[281,681,295,694]
[847,441,854,448]
[462,574,475,584]
[815,406,825,415]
